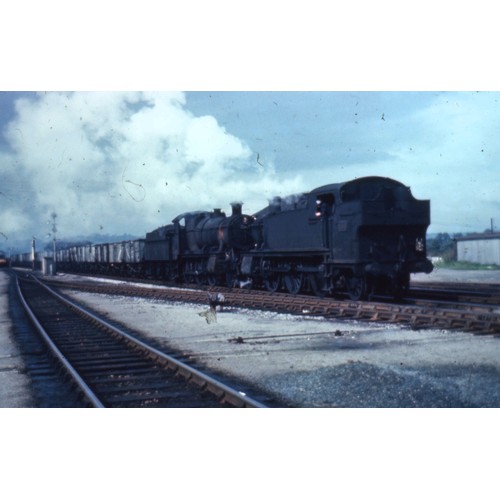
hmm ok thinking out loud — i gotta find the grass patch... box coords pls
[435,261,500,271]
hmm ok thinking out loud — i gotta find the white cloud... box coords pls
[0,207,31,240]
[1,91,303,248]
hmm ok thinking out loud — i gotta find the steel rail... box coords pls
[16,275,105,408]
[31,275,267,408]
[45,276,500,336]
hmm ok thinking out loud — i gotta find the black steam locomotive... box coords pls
[14,176,433,300]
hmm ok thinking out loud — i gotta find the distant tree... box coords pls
[427,233,453,256]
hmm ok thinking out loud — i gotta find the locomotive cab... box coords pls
[314,193,335,218]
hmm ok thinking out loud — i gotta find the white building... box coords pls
[455,233,500,265]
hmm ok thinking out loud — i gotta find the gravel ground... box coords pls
[0,271,35,407]
[412,267,500,284]
[2,269,498,500]
[54,271,500,408]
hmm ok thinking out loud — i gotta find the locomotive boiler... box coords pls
[143,202,254,285]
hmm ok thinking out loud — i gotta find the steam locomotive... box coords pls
[12,176,434,300]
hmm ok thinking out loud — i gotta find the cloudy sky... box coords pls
[1,90,499,251]
[1,3,499,252]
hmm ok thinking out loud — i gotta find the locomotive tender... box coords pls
[13,176,433,300]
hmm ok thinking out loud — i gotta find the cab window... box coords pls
[315,193,335,217]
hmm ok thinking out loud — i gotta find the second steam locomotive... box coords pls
[15,176,434,300]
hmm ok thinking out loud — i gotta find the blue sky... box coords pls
[1,90,499,251]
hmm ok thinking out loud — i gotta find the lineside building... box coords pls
[455,233,500,265]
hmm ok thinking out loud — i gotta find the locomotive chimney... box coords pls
[231,202,242,216]
[213,208,222,216]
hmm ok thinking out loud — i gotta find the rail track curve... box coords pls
[16,274,267,408]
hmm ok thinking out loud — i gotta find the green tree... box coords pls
[427,233,453,256]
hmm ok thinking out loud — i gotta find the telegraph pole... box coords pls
[31,237,36,271]
[51,212,57,274]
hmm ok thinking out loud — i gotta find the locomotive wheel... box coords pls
[195,273,207,285]
[309,274,326,298]
[283,272,302,295]
[264,273,281,293]
[347,275,367,301]
[391,273,410,299]
[207,274,220,286]
[183,262,195,283]
[226,271,235,288]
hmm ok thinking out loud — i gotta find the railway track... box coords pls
[16,274,267,408]
[39,273,500,336]
[410,282,500,306]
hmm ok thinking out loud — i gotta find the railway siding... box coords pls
[44,276,500,336]
[49,273,500,408]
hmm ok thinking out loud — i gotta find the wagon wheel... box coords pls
[347,275,367,301]
[264,273,281,293]
[283,272,303,295]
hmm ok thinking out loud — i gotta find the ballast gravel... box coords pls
[56,271,500,408]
